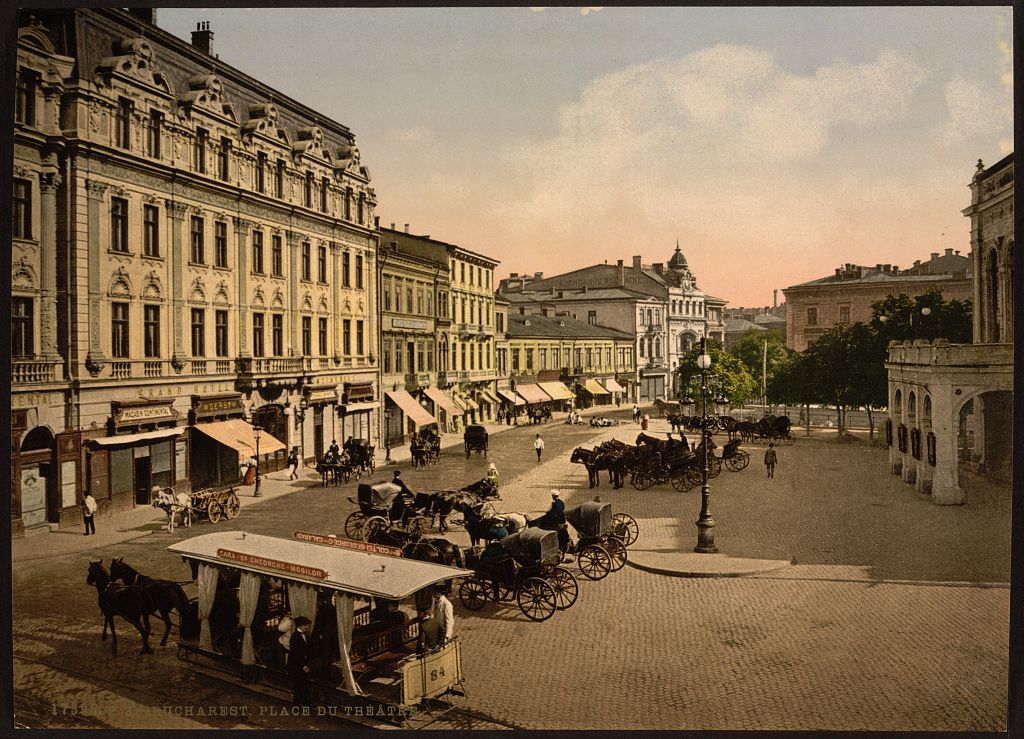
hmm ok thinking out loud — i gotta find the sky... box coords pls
[157,6,1013,307]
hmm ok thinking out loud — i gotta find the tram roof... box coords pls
[168,531,473,601]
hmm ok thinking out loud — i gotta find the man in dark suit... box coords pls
[288,616,313,706]
[416,609,442,655]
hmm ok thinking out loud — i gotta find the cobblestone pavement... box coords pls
[11,410,1011,730]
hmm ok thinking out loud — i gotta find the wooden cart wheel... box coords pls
[611,513,639,547]
[459,578,489,611]
[547,567,579,610]
[223,491,241,519]
[206,500,223,524]
[577,545,611,580]
[708,457,723,479]
[783,433,796,446]
[517,577,557,621]
[361,516,389,542]
[603,537,627,571]
[407,516,432,535]
[344,512,367,539]
[725,450,750,472]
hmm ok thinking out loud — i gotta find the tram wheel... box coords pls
[517,577,557,621]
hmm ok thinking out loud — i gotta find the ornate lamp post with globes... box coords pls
[694,337,717,553]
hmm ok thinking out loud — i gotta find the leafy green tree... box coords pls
[767,350,821,435]
[869,289,972,344]
[730,330,792,401]
[675,338,759,411]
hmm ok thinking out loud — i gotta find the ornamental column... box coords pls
[84,179,108,375]
[287,231,300,354]
[166,201,189,370]
[330,242,342,361]
[233,217,252,357]
[38,171,62,367]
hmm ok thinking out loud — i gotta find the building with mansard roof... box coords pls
[11,9,380,535]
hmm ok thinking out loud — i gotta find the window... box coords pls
[639,339,645,358]
[275,159,285,197]
[395,340,403,372]
[218,137,231,181]
[302,316,312,356]
[342,252,351,287]
[318,318,328,356]
[461,263,465,283]
[116,98,132,149]
[320,177,329,212]
[407,286,414,313]
[190,216,205,263]
[318,245,328,283]
[344,188,352,220]
[147,111,162,158]
[356,255,364,289]
[13,179,31,240]
[526,349,533,371]
[469,342,476,370]
[540,348,547,369]
[839,306,850,323]
[143,205,160,256]
[111,197,129,252]
[426,291,433,316]
[383,278,391,311]
[144,305,160,357]
[469,266,474,287]
[461,343,467,371]
[588,310,597,326]
[271,314,283,356]
[416,343,424,373]
[252,313,265,357]
[461,299,466,323]
[496,312,504,332]
[304,171,313,208]
[110,302,128,358]
[15,70,36,125]
[301,242,311,281]
[271,234,283,276]
[511,348,519,372]
[357,194,364,223]
[194,128,207,173]
[356,321,364,355]
[440,291,448,319]
[343,319,351,355]
[215,310,228,356]
[585,348,593,368]
[251,230,264,273]
[383,340,392,373]
[470,300,475,323]
[13,298,34,357]
[807,307,818,326]
[606,348,612,367]
[416,288,424,315]
[256,152,266,193]
[191,308,205,357]
[214,221,227,267]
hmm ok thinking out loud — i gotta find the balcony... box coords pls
[404,372,433,392]
[12,359,61,385]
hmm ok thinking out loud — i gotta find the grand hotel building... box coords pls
[11,9,380,534]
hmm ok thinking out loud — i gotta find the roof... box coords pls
[507,313,634,340]
[702,293,728,305]
[787,269,967,290]
[168,532,473,600]
[724,318,766,333]
[501,287,657,303]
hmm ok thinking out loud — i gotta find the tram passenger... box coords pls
[416,609,443,655]
[431,587,454,645]
[288,616,313,706]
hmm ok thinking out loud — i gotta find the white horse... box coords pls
[152,488,193,533]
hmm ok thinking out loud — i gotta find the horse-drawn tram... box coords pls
[168,531,474,723]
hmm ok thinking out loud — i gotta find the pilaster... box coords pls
[38,171,62,363]
[233,217,253,357]
[84,179,108,375]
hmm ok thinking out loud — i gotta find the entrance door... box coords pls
[134,457,152,505]
[313,405,324,460]
[20,465,47,529]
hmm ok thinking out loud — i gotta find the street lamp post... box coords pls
[880,306,932,339]
[253,425,262,498]
[694,337,717,553]
[383,408,393,463]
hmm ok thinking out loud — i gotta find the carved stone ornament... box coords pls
[301,293,313,311]
[171,355,186,373]
[142,270,163,299]
[107,267,133,297]
[214,281,231,305]
[13,258,37,290]
[271,289,285,309]
[179,74,226,115]
[97,37,158,87]
[86,179,109,198]
[85,355,105,377]
[39,171,63,192]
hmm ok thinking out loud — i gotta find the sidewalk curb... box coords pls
[625,539,793,578]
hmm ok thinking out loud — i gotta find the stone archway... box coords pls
[918,394,934,493]
[19,426,56,528]
[978,390,1012,482]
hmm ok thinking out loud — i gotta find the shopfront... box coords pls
[423,385,463,434]
[339,381,376,444]
[304,384,340,460]
[189,393,247,490]
[385,389,437,441]
[190,417,287,490]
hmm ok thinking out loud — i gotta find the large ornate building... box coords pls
[884,154,1013,504]
[11,9,380,534]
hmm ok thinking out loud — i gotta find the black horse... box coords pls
[86,560,155,655]
[109,557,188,647]
[365,526,464,568]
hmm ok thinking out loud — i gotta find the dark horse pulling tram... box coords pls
[169,531,473,721]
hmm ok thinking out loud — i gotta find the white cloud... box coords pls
[937,76,1011,148]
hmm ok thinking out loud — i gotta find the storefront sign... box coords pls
[113,402,177,427]
[216,548,327,579]
[192,394,244,417]
[392,317,429,331]
[294,531,403,558]
[345,382,375,403]
[305,388,339,404]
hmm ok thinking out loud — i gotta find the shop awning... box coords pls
[385,390,437,429]
[515,383,551,405]
[478,388,501,405]
[192,419,287,462]
[538,382,574,401]
[454,394,479,411]
[600,378,626,393]
[89,427,185,447]
[498,389,525,406]
[583,378,611,396]
[423,386,464,416]
[340,402,377,414]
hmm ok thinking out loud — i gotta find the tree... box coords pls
[675,338,759,411]
[802,322,885,436]
[729,330,792,403]
[869,289,972,344]
[767,350,821,435]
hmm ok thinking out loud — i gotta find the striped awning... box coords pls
[455,395,479,411]
[538,381,573,401]
[385,390,437,429]
[583,378,611,396]
[600,378,626,393]
[423,385,464,416]
[478,389,501,404]
[498,389,525,406]
[192,419,287,462]
[516,383,552,405]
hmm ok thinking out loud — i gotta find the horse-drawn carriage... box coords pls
[410,427,441,468]
[458,528,576,621]
[748,415,796,445]
[190,487,241,523]
[562,501,628,580]
[463,424,489,458]
[344,482,433,541]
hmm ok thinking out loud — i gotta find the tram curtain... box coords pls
[286,582,317,623]
[238,572,261,666]
[333,594,364,696]
[197,564,219,651]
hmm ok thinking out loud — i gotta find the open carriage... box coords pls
[344,482,433,541]
[188,486,241,524]
[169,531,473,722]
[458,528,577,621]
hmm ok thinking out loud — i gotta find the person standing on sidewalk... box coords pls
[633,405,640,423]
[287,447,300,480]
[83,492,97,535]
[534,434,545,462]
[764,443,778,478]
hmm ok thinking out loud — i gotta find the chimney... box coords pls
[653,263,663,274]
[944,248,954,257]
[913,260,921,268]
[835,268,842,278]
[534,272,543,280]
[632,256,642,270]
[955,250,961,256]
[930,252,939,260]
[390,222,395,230]
[191,21,214,55]
[510,272,519,278]
[773,289,778,308]
[127,8,157,24]
[404,223,410,233]
[875,264,882,270]
[617,260,625,287]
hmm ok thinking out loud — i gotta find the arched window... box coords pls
[654,338,661,357]
[988,248,1000,341]
[907,391,917,424]
[894,388,903,416]
[922,395,932,429]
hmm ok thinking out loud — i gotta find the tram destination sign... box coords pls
[216,548,328,579]
[294,531,404,558]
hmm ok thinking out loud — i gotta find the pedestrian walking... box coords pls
[764,443,778,478]
[287,447,300,480]
[641,413,650,431]
[431,587,454,644]
[288,616,313,706]
[632,405,640,423]
[534,433,545,462]
[83,492,97,535]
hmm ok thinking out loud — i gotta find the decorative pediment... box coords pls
[244,103,289,143]
[142,270,163,299]
[178,74,230,116]
[18,17,56,54]
[213,280,231,305]
[107,267,133,298]
[336,144,371,180]
[318,295,329,313]
[271,289,285,309]
[189,278,207,304]
[252,286,266,308]
[294,126,330,162]
[97,37,162,89]
[301,293,313,312]
[13,258,37,291]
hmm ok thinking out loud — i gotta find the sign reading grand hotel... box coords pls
[216,548,328,579]
[294,531,403,557]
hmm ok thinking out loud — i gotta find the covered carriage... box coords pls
[463,424,489,458]
[564,501,628,578]
[344,482,432,541]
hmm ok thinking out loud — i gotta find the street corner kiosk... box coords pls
[168,531,474,717]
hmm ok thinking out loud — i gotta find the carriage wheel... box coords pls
[603,537,627,571]
[782,433,796,446]
[459,578,489,611]
[611,513,639,547]
[547,567,579,610]
[577,545,612,580]
[361,516,389,542]
[206,501,223,524]
[708,457,723,479]
[223,492,241,519]
[517,577,557,621]
[631,471,654,491]
[344,512,367,539]
[407,516,432,535]
[725,450,750,472]
[670,471,690,492]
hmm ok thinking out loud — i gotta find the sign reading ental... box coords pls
[216,548,328,579]
[294,531,403,558]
